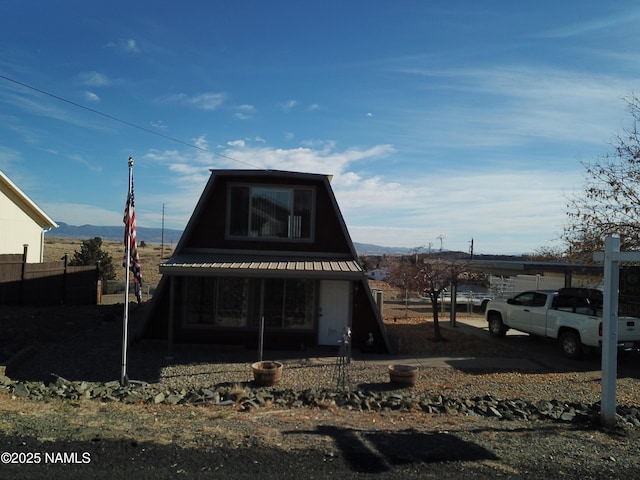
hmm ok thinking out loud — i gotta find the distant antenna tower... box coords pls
[161,204,165,259]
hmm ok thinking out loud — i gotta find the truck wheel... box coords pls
[488,313,507,338]
[559,331,583,359]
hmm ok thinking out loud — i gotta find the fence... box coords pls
[0,254,99,306]
[99,279,158,305]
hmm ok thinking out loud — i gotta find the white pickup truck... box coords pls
[485,287,640,358]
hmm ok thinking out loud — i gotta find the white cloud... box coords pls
[538,9,640,39]
[389,64,634,152]
[227,139,246,148]
[341,169,576,254]
[234,104,255,119]
[84,91,100,102]
[0,145,22,169]
[68,153,103,173]
[1,88,107,129]
[281,99,297,111]
[160,92,226,111]
[219,141,396,174]
[125,38,139,53]
[151,120,168,130]
[105,38,141,54]
[77,72,111,87]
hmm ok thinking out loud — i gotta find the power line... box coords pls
[0,73,262,169]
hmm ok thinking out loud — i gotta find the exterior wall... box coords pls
[0,190,45,262]
[142,275,320,349]
[184,174,353,254]
[140,274,386,352]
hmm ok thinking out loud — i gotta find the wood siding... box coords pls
[184,174,353,254]
[0,255,98,305]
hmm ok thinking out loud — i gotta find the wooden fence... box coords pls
[0,254,99,306]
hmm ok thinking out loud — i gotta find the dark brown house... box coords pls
[141,169,391,353]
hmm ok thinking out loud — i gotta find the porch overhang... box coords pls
[159,252,364,280]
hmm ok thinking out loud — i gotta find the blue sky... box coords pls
[1,1,639,254]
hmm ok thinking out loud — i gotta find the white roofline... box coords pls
[0,170,58,229]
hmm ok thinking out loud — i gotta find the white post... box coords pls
[600,235,620,426]
[121,157,133,386]
[258,279,265,362]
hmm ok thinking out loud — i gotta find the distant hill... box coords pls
[353,243,412,256]
[49,222,410,255]
[51,222,183,246]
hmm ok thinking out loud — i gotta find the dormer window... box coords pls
[228,185,314,240]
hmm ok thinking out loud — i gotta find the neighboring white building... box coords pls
[0,170,57,262]
[367,268,390,281]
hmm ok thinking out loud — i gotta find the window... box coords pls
[183,277,315,330]
[229,185,313,240]
[510,292,547,307]
[184,277,248,326]
[257,278,315,329]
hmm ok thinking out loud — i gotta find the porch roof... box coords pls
[159,252,364,279]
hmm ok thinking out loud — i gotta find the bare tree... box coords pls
[527,245,567,262]
[388,246,487,341]
[387,256,416,317]
[565,94,640,260]
[413,254,476,341]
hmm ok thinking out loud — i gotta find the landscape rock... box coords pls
[2,374,639,429]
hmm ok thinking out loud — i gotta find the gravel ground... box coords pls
[2,303,640,478]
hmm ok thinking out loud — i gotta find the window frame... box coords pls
[182,277,250,328]
[226,183,315,242]
[181,276,317,332]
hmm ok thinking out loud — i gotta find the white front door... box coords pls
[318,280,351,346]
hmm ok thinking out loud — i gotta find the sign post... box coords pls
[593,235,640,426]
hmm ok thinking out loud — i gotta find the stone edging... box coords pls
[2,374,640,429]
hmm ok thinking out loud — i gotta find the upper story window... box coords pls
[228,185,314,240]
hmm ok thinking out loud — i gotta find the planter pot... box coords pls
[388,364,418,387]
[251,361,283,386]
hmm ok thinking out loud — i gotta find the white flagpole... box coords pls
[121,157,133,386]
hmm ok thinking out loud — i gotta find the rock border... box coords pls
[2,374,640,429]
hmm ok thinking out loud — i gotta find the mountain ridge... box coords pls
[48,222,412,256]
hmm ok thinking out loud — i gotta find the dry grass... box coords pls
[370,279,508,357]
[44,237,170,287]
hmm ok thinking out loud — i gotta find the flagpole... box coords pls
[121,157,133,386]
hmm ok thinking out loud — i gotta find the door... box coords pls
[507,291,548,334]
[318,280,351,346]
[506,292,533,331]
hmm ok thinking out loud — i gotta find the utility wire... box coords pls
[0,73,262,169]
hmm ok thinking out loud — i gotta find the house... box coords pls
[141,169,391,353]
[0,170,57,262]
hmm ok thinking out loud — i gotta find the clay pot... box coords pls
[388,364,418,387]
[251,361,283,386]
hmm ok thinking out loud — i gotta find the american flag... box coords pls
[123,176,142,303]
